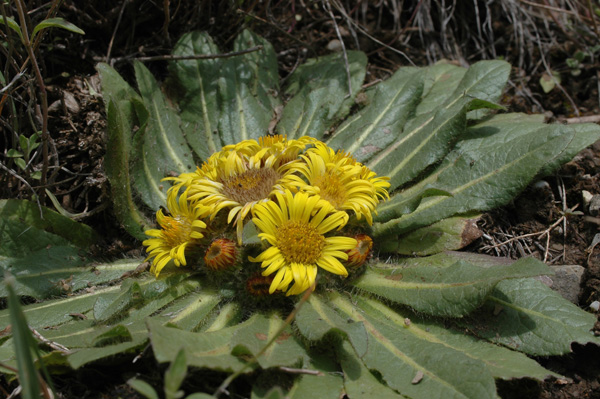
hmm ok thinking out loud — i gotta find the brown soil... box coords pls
[1,1,600,398]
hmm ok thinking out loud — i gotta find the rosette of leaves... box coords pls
[1,30,600,399]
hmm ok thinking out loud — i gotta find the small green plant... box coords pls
[5,132,41,179]
[1,30,599,398]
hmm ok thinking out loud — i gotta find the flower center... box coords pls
[276,221,325,264]
[314,172,347,209]
[161,216,193,248]
[220,167,280,204]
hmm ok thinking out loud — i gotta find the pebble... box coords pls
[548,265,585,304]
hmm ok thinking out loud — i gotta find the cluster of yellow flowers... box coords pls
[143,135,389,295]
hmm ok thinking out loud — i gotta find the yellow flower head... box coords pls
[249,190,357,296]
[225,135,316,167]
[143,190,209,276]
[186,142,302,243]
[290,142,389,225]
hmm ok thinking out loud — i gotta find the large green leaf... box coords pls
[393,213,482,255]
[277,51,367,140]
[359,297,558,381]
[170,31,223,159]
[104,99,152,239]
[462,278,599,356]
[326,67,423,163]
[338,340,407,399]
[230,312,307,369]
[285,352,344,399]
[0,199,97,252]
[352,256,551,317]
[0,250,139,299]
[373,114,600,236]
[218,30,282,145]
[0,285,120,329]
[331,294,498,399]
[131,62,195,209]
[148,319,247,372]
[366,60,509,191]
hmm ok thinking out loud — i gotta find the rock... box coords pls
[589,195,600,216]
[548,265,585,304]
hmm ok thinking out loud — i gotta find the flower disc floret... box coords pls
[143,190,209,276]
[249,190,357,296]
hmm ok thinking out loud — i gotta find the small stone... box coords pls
[590,301,600,312]
[582,190,593,209]
[326,39,343,52]
[548,265,585,304]
[589,195,600,216]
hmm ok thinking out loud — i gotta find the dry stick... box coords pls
[213,283,316,398]
[323,0,352,98]
[278,366,323,376]
[586,0,600,38]
[236,8,316,54]
[14,0,49,199]
[329,0,415,66]
[110,45,263,64]
[30,328,69,353]
[105,0,129,62]
[518,0,578,16]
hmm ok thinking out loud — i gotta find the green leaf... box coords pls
[131,62,195,209]
[414,62,466,117]
[128,378,159,399]
[230,312,307,369]
[326,68,423,163]
[104,98,152,240]
[31,17,85,38]
[277,51,367,140]
[0,285,120,330]
[285,352,343,399]
[352,257,552,317]
[367,96,468,191]
[373,115,600,236]
[338,341,407,399]
[359,297,559,382]
[395,213,482,255]
[218,30,282,145]
[155,290,222,331]
[6,148,23,157]
[463,278,599,356]
[295,293,368,358]
[331,294,498,399]
[170,31,224,159]
[165,349,187,399]
[92,325,133,347]
[0,247,140,299]
[0,15,23,42]
[0,199,97,250]
[148,319,247,372]
[366,60,510,191]
[6,275,41,399]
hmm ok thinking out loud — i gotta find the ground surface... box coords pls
[1,1,600,398]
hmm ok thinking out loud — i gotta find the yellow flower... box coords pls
[186,143,302,243]
[289,142,389,225]
[249,190,357,295]
[143,190,209,276]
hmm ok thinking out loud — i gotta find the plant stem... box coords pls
[14,0,49,199]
